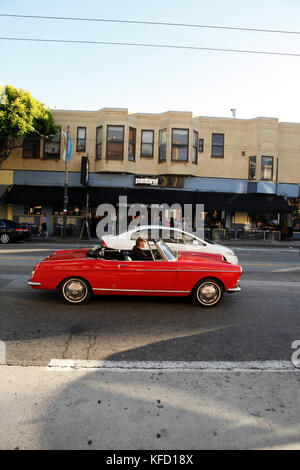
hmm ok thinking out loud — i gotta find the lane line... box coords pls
[0,256,42,260]
[48,359,297,371]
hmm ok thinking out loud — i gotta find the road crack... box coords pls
[86,335,98,360]
[62,335,73,359]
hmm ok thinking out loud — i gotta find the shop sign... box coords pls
[134,175,184,188]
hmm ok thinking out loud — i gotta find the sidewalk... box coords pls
[27,236,300,249]
[0,364,299,450]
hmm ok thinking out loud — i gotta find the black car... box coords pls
[0,219,31,244]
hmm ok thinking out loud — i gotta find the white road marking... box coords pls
[47,359,296,371]
[240,280,300,287]
[0,341,6,365]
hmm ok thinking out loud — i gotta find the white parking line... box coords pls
[48,359,296,371]
[0,341,6,365]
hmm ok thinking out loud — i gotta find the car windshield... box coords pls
[156,240,177,261]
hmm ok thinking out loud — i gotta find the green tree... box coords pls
[0,85,58,165]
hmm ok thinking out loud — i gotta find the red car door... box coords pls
[118,259,177,294]
[88,259,121,293]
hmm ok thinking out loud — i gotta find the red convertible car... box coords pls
[28,240,242,307]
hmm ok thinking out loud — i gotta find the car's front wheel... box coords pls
[192,278,223,307]
[0,233,10,244]
[59,277,91,305]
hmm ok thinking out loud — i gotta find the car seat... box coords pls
[122,251,132,261]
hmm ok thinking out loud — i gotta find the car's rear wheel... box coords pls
[59,277,91,305]
[192,278,223,307]
[0,233,10,244]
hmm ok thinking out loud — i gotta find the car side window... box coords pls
[182,233,204,245]
[162,229,185,244]
[130,230,150,241]
[0,221,4,228]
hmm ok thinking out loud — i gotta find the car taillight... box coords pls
[101,240,107,247]
[16,228,28,232]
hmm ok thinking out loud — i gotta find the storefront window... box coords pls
[106,125,124,160]
[24,205,42,215]
[211,133,224,158]
[261,156,273,180]
[43,128,61,160]
[52,204,84,216]
[288,198,300,229]
[171,129,189,162]
[159,129,167,162]
[128,127,136,161]
[23,134,40,158]
[141,130,154,158]
[249,156,256,180]
[76,127,86,152]
[95,126,102,160]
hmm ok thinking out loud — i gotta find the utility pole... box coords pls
[62,125,70,239]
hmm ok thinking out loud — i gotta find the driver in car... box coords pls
[131,237,152,261]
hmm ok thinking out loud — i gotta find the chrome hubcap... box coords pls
[198,283,220,305]
[0,234,9,244]
[64,280,87,302]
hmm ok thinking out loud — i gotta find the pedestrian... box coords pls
[40,212,48,237]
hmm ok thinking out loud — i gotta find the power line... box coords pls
[0,36,300,58]
[0,13,300,36]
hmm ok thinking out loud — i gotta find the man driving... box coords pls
[131,237,152,261]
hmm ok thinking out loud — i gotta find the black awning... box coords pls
[88,187,196,206]
[3,185,86,205]
[4,185,291,213]
[194,192,291,212]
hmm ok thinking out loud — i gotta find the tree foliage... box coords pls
[0,85,58,165]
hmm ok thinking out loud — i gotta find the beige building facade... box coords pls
[0,108,299,238]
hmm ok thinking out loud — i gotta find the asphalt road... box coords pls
[0,243,300,366]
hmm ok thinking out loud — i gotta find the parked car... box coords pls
[101,225,238,264]
[0,219,31,244]
[28,240,242,307]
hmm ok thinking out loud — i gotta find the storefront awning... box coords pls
[88,187,196,205]
[194,192,291,212]
[3,185,86,205]
[3,185,291,213]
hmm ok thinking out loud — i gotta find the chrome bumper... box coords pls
[27,281,41,286]
[228,282,241,293]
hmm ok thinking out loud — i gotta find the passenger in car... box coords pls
[131,237,152,261]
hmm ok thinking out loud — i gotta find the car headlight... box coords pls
[31,263,40,277]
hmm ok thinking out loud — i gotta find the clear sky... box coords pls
[1,0,300,122]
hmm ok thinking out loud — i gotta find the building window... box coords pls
[261,156,273,180]
[106,125,124,160]
[43,127,61,159]
[199,138,204,153]
[159,129,167,162]
[171,128,189,162]
[23,134,40,158]
[192,130,198,164]
[249,156,256,180]
[211,133,224,158]
[76,127,86,152]
[128,127,136,161]
[95,126,102,160]
[141,130,154,158]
